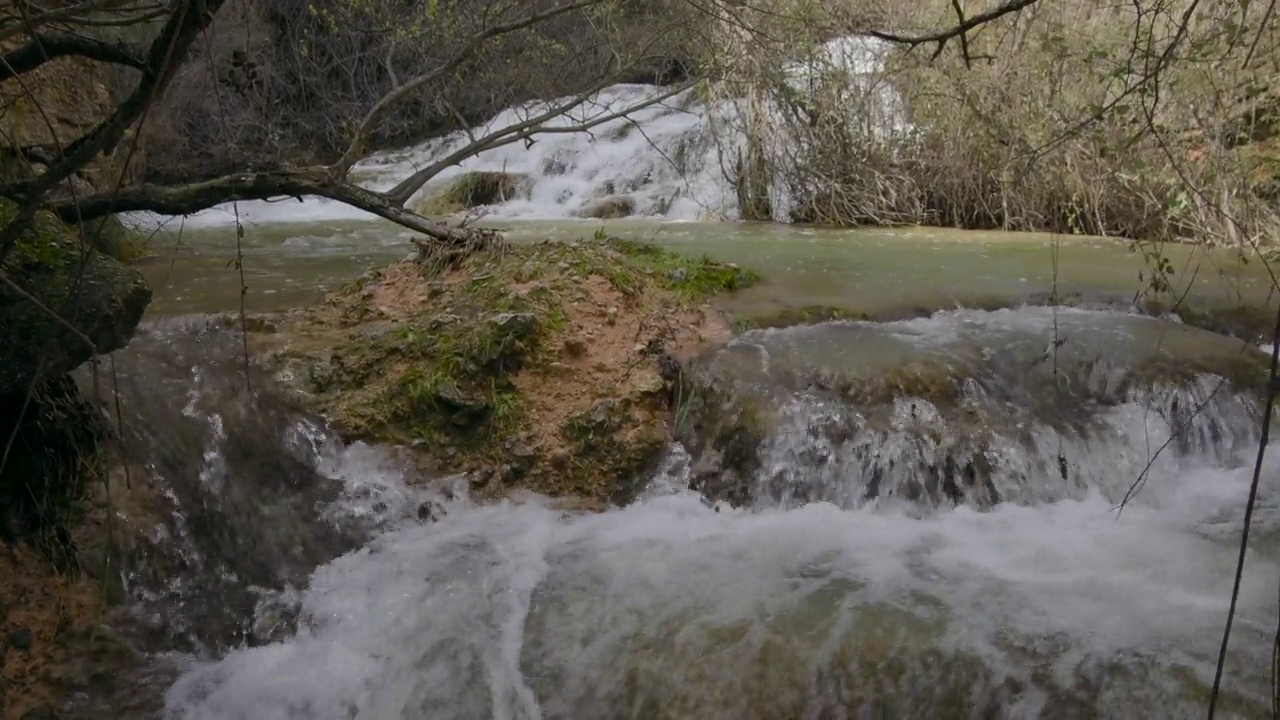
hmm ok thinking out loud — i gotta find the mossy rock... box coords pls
[413,171,531,215]
[75,214,150,262]
[578,196,635,219]
[265,237,757,504]
[0,200,152,395]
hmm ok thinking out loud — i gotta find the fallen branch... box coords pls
[44,168,492,246]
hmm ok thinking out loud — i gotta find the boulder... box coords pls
[0,202,151,395]
[578,196,635,219]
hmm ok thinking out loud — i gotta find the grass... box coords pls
[600,236,760,300]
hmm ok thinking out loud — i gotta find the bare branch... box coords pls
[333,0,610,171]
[0,0,229,200]
[43,168,483,245]
[0,33,146,81]
[864,0,1042,58]
[385,79,694,204]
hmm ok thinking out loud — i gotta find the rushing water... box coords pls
[105,303,1280,719]
[100,72,1280,719]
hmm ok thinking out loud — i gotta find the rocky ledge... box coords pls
[251,237,758,506]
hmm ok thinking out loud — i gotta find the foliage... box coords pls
[706,0,1280,250]
[140,0,712,181]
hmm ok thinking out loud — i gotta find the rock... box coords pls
[7,624,33,651]
[0,203,151,395]
[631,369,666,395]
[549,449,571,469]
[588,399,617,428]
[490,312,539,338]
[417,500,445,523]
[433,385,492,427]
[578,196,635,219]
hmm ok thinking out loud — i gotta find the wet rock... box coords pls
[490,312,539,338]
[578,196,635,219]
[417,500,446,523]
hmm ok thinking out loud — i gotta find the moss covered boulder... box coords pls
[0,202,152,395]
[413,171,531,215]
[258,238,757,504]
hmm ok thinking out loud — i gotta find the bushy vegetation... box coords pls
[709,0,1280,247]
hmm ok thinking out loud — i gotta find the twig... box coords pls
[1208,300,1280,718]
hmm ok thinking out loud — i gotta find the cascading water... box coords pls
[165,37,901,230]
[102,33,1280,720]
[131,304,1280,720]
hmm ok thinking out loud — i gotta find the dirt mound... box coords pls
[258,238,756,504]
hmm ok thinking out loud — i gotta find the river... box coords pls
[97,79,1280,719]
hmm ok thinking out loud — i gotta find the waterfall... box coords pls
[128,305,1280,720]
[162,36,904,229]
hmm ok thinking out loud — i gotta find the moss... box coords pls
[0,200,152,395]
[601,236,760,300]
[1139,298,1276,345]
[76,215,150,263]
[734,305,868,331]
[413,171,530,215]
[272,238,759,504]
[559,400,668,505]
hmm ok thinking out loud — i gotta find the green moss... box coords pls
[412,171,530,215]
[0,200,152,395]
[77,215,150,263]
[278,238,759,501]
[560,400,667,505]
[601,236,760,300]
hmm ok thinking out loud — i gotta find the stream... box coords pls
[91,79,1280,719]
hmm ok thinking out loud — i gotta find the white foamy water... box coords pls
[131,36,905,230]
[163,448,1279,719]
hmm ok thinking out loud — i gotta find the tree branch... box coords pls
[43,168,484,245]
[864,0,1042,59]
[0,0,141,44]
[386,77,694,204]
[0,0,228,200]
[0,33,146,81]
[333,0,609,171]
